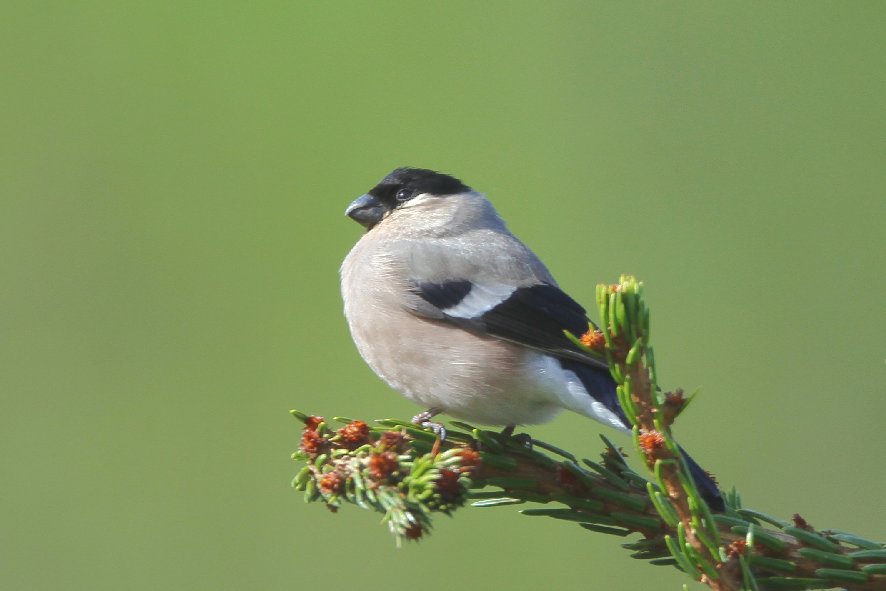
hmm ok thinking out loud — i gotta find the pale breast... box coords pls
[340,232,564,426]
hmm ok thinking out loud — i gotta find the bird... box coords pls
[340,166,723,510]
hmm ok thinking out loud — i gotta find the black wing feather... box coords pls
[412,280,473,310]
[488,284,589,345]
[411,281,606,368]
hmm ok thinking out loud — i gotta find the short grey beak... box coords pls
[345,194,385,229]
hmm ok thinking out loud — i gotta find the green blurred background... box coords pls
[2,2,884,589]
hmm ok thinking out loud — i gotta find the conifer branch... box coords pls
[291,277,885,590]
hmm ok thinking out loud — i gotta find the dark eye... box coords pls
[395,188,413,202]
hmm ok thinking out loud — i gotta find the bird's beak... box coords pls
[345,194,385,229]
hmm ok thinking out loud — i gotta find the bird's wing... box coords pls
[408,280,609,370]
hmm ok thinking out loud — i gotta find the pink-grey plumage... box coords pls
[340,167,723,511]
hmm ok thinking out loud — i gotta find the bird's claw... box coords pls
[500,425,533,449]
[412,408,447,441]
[419,421,447,441]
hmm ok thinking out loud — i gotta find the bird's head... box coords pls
[345,167,472,230]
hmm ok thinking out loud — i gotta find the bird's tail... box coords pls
[677,446,725,512]
[560,361,725,511]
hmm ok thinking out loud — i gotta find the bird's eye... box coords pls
[395,189,413,202]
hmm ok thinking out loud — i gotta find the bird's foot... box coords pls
[500,425,533,449]
[411,408,447,441]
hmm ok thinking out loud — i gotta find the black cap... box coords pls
[367,167,471,208]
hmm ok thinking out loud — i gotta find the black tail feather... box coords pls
[679,446,725,512]
[558,358,724,512]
